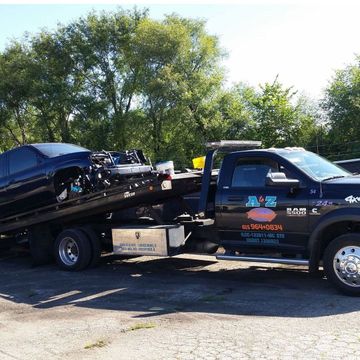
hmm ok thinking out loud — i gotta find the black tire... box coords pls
[323,233,360,296]
[54,228,92,271]
[78,226,102,268]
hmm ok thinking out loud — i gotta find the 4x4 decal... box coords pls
[245,195,277,208]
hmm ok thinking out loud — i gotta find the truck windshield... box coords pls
[33,143,90,158]
[279,150,351,181]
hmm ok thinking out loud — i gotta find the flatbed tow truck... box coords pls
[3,140,360,295]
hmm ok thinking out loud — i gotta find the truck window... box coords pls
[232,159,277,188]
[9,148,38,175]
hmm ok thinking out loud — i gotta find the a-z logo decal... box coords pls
[246,195,277,208]
[247,208,277,222]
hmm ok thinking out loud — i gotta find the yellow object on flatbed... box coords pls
[192,156,205,169]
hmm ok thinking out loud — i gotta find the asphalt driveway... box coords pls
[0,248,359,359]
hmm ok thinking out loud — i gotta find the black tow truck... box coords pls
[2,140,360,295]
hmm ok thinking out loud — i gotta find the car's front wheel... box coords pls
[323,233,360,296]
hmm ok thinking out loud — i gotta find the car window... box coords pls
[32,143,89,157]
[232,158,278,188]
[9,148,38,174]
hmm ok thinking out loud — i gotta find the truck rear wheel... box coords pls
[79,226,102,268]
[323,233,360,296]
[54,229,91,271]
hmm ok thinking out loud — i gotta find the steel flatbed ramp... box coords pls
[0,175,201,234]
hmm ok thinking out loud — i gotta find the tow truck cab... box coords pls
[194,141,360,295]
[215,148,311,256]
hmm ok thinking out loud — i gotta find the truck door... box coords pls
[217,156,309,253]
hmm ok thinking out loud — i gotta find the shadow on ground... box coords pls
[0,248,359,319]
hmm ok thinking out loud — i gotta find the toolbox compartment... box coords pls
[112,225,185,256]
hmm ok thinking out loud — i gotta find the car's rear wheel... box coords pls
[54,229,91,271]
[323,233,360,296]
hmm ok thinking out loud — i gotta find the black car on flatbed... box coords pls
[2,140,360,296]
[0,143,153,217]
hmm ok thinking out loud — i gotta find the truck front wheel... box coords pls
[323,233,360,296]
[55,229,92,271]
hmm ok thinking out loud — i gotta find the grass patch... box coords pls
[84,339,108,350]
[128,322,156,331]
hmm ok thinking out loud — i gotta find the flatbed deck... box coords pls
[0,174,202,234]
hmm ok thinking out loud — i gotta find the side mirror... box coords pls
[266,172,300,188]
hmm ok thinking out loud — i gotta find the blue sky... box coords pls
[0,3,359,98]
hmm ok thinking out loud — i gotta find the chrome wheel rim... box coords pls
[333,246,360,287]
[59,237,79,266]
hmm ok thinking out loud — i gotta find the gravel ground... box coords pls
[0,249,360,360]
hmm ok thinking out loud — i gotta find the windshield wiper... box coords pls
[321,175,346,182]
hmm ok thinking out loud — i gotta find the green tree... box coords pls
[129,15,224,164]
[0,8,320,168]
[0,43,37,147]
[322,55,360,160]
[232,78,317,148]
[30,31,84,143]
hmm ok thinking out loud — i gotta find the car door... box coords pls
[217,156,309,253]
[7,147,48,214]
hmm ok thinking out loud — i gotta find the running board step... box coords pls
[216,254,309,266]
